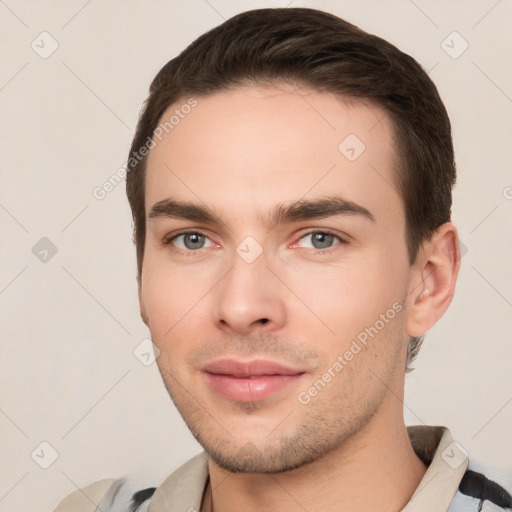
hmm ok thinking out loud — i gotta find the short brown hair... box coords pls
[126,7,456,368]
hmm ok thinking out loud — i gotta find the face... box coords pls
[139,84,414,473]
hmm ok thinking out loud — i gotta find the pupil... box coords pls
[185,233,203,249]
[313,233,332,249]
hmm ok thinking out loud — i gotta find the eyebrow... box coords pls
[148,195,375,228]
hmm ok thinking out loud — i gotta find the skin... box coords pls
[138,83,460,511]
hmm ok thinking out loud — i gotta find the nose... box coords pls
[213,248,286,335]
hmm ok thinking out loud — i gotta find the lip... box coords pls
[203,358,306,402]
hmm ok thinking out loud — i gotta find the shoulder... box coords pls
[54,477,157,512]
[53,452,208,512]
[54,478,117,511]
[450,466,512,511]
[405,425,511,511]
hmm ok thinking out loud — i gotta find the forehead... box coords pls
[144,84,402,226]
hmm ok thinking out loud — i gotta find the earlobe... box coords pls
[406,222,461,337]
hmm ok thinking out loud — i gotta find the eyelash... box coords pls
[294,229,347,255]
[163,229,347,257]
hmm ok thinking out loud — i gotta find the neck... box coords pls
[203,385,427,512]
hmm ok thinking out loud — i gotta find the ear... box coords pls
[406,222,461,337]
[137,274,149,327]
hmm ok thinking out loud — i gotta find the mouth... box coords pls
[202,358,306,402]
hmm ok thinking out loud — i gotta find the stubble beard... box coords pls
[157,362,390,474]
[155,312,405,474]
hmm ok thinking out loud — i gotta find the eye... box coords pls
[163,229,347,256]
[295,230,346,252]
[164,231,215,253]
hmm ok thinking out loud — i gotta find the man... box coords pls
[55,7,511,512]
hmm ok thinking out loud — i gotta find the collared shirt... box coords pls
[54,425,511,512]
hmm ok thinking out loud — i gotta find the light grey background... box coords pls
[0,1,511,510]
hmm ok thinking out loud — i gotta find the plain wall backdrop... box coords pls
[0,1,511,510]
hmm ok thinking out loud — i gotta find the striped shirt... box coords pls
[55,425,511,512]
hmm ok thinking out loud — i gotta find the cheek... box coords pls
[293,256,408,350]
[140,254,210,339]
[140,270,202,381]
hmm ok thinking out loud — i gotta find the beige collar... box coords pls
[402,426,468,511]
[148,425,467,512]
